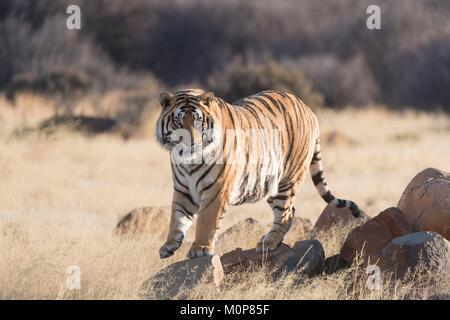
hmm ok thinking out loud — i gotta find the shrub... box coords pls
[298,54,379,107]
[208,59,324,107]
[0,14,162,114]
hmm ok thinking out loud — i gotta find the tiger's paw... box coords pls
[187,244,214,259]
[255,236,282,253]
[159,239,182,259]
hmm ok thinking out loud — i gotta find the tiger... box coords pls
[155,88,361,259]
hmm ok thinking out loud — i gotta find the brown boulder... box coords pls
[221,244,293,274]
[340,207,412,264]
[115,206,170,237]
[216,218,265,246]
[220,240,324,276]
[140,255,223,300]
[288,217,313,240]
[397,168,450,240]
[374,231,450,279]
[313,204,369,233]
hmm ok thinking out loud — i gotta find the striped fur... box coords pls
[156,89,361,259]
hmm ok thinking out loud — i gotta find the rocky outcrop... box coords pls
[216,218,265,246]
[288,217,313,241]
[141,255,224,300]
[312,204,369,234]
[375,231,450,279]
[220,240,324,276]
[397,168,450,241]
[115,206,170,237]
[340,207,412,264]
[323,254,349,275]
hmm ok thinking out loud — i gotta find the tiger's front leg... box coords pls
[159,192,197,259]
[187,189,228,259]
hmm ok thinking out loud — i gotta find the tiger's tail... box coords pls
[310,138,361,217]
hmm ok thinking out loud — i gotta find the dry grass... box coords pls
[0,94,449,299]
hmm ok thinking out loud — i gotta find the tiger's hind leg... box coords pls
[256,191,297,253]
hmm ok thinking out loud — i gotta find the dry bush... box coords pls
[208,59,323,107]
[0,15,114,90]
[298,54,379,107]
[2,0,450,109]
[0,11,162,115]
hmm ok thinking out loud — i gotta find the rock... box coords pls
[290,240,324,276]
[313,204,369,234]
[323,254,349,275]
[397,168,450,241]
[216,218,265,245]
[220,244,293,274]
[140,255,224,300]
[375,231,450,279]
[340,207,412,264]
[220,240,324,276]
[288,217,313,240]
[115,206,170,238]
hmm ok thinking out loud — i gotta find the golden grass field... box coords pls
[0,94,449,299]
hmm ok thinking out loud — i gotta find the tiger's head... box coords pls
[155,89,223,163]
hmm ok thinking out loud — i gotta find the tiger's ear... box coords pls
[159,92,175,108]
[200,91,215,106]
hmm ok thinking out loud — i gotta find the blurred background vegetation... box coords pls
[0,0,449,115]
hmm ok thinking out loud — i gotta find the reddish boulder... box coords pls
[397,168,450,241]
[375,231,450,279]
[313,204,369,234]
[221,244,294,274]
[221,240,324,276]
[340,207,412,264]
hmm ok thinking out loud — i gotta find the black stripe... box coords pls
[174,187,197,207]
[279,91,301,125]
[253,97,277,117]
[187,164,204,175]
[199,165,225,192]
[173,171,189,190]
[311,151,322,163]
[273,195,289,201]
[243,103,264,130]
[282,114,296,172]
[312,171,325,186]
[259,93,283,114]
[173,201,194,218]
[195,164,215,189]
[272,206,287,212]
[322,191,335,203]
[278,182,294,193]
[336,199,346,208]
[349,202,360,217]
